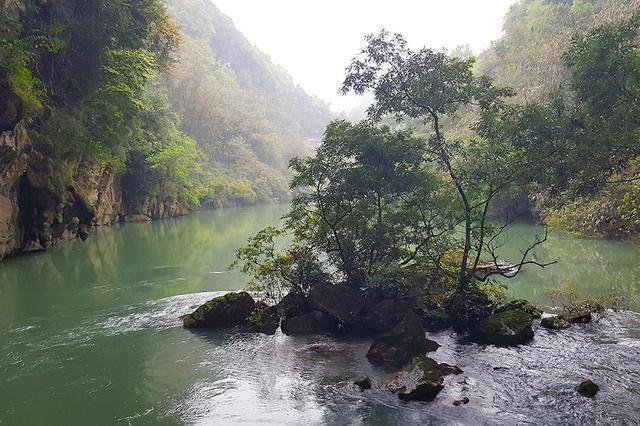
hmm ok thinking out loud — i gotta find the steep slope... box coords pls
[163,0,333,205]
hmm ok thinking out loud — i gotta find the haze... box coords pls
[214,0,519,112]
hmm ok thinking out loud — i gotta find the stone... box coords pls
[366,312,439,364]
[453,397,470,406]
[495,299,542,319]
[124,214,151,223]
[386,356,462,402]
[560,310,592,324]
[576,380,599,397]
[280,310,337,335]
[357,298,417,334]
[474,310,534,346]
[308,284,366,326]
[541,316,571,330]
[181,292,256,328]
[277,292,308,318]
[244,302,280,335]
[354,376,372,391]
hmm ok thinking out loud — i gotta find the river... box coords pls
[1,205,639,424]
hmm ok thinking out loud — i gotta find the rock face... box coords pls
[244,302,280,335]
[474,310,534,346]
[358,298,418,334]
[308,284,366,327]
[496,299,542,319]
[576,379,600,397]
[0,123,191,261]
[386,356,462,402]
[366,312,439,364]
[354,376,372,391]
[281,310,337,335]
[541,316,571,330]
[181,292,256,328]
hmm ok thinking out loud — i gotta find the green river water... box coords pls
[1,205,639,425]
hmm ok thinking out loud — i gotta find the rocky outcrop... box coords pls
[308,284,366,328]
[560,310,592,324]
[244,302,280,335]
[386,356,462,402]
[181,292,256,328]
[474,310,534,346]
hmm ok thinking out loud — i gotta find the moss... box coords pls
[496,299,542,319]
[246,310,264,326]
[541,316,571,330]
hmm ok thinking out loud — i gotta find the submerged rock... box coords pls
[280,310,337,335]
[453,397,470,406]
[496,299,542,319]
[541,316,571,330]
[474,310,534,346]
[354,376,372,391]
[366,312,439,364]
[244,302,280,335]
[560,311,592,324]
[277,292,308,318]
[181,292,255,328]
[387,356,462,402]
[308,284,366,326]
[577,379,600,397]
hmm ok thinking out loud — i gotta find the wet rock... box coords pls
[366,312,439,364]
[577,379,599,397]
[277,292,308,318]
[541,316,571,330]
[387,356,462,402]
[560,310,592,324]
[474,310,534,346]
[354,376,372,391]
[453,397,470,406]
[280,310,337,335]
[445,285,494,329]
[124,214,151,223]
[244,302,280,335]
[416,307,452,331]
[308,284,366,326]
[181,292,255,328]
[357,298,417,334]
[496,299,542,319]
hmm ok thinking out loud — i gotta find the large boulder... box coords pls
[474,310,534,346]
[308,284,366,326]
[244,302,280,335]
[541,315,571,330]
[181,292,255,328]
[277,292,308,318]
[387,356,462,402]
[366,312,439,364]
[496,299,542,319]
[281,310,337,335]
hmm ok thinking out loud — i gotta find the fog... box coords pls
[214,0,518,112]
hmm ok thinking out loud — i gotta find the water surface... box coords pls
[1,206,639,424]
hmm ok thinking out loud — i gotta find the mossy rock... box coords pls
[280,310,337,335]
[181,292,255,328]
[541,316,571,330]
[559,310,592,324]
[386,356,462,402]
[474,310,534,346]
[244,302,280,335]
[496,299,542,319]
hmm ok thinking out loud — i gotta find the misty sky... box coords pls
[214,0,518,112]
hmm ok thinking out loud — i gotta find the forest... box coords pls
[0,0,639,424]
